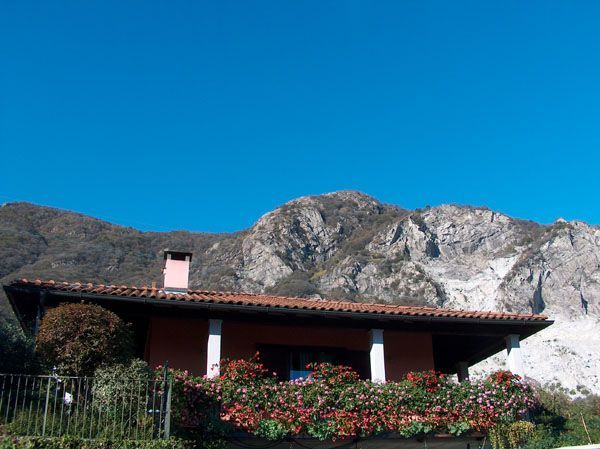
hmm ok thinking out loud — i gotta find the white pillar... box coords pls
[206,319,222,378]
[369,329,386,383]
[505,334,525,378]
[456,361,470,383]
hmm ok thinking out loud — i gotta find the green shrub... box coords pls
[0,436,193,449]
[0,319,39,374]
[525,385,600,449]
[490,421,535,449]
[266,272,320,297]
[36,303,134,375]
[3,362,154,440]
[93,359,153,412]
[4,409,152,440]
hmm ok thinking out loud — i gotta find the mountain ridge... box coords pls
[1,192,598,394]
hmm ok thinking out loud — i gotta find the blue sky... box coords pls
[1,1,599,232]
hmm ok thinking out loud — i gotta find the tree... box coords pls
[0,319,38,373]
[36,302,134,375]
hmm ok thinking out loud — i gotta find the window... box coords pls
[289,349,336,380]
[257,344,369,380]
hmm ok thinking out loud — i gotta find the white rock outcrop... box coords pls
[234,193,600,394]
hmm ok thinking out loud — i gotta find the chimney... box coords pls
[163,250,192,293]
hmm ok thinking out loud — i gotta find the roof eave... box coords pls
[19,286,552,329]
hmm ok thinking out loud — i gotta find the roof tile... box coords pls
[10,278,549,322]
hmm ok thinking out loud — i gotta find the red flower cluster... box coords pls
[168,369,219,429]
[490,370,520,385]
[219,352,270,381]
[405,370,446,392]
[307,363,359,385]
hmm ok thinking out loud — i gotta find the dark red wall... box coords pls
[145,317,434,380]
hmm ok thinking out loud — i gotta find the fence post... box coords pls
[41,376,52,436]
[161,362,170,440]
[163,377,172,439]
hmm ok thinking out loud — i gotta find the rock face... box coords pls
[0,192,598,394]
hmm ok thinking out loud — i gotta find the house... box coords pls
[4,250,552,384]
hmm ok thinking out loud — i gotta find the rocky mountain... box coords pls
[1,192,598,394]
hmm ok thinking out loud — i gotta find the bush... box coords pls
[93,359,153,415]
[266,272,320,298]
[0,436,192,449]
[525,384,600,449]
[36,303,134,376]
[4,362,160,440]
[490,421,535,449]
[96,360,158,439]
[4,408,149,440]
[0,319,39,374]
[166,369,228,446]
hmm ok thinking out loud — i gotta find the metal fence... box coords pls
[0,372,172,440]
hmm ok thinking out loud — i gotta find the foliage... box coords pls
[164,369,227,449]
[36,303,134,376]
[167,356,536,442]
[2,362,166,441]
[3,366,155,440]
[524,384,600,449]
[93,359,153,412]
[0,436,192,449]
[0,319,39,374]
[265,272,320,298]
[4,409,152,441]
[490,421,535,449]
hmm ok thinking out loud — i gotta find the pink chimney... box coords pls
[163,250,192,293]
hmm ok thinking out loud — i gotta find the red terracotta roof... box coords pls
[8,278,549,322]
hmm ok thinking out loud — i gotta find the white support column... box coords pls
[505,334,525,378]
[456,361,470,383]
[369,329,386,383]
[206,319,223,378]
